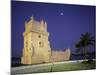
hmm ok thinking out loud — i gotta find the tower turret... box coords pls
[21,16,51,64]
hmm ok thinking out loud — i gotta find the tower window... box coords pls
[39,41,43,47]
[38,35,41,38]
[32,45,34,56]
[26,41,28,48]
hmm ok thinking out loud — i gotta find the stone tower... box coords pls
[21,16,51,64]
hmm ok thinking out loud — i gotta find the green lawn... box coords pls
[31,61,96,73]
[51,62,95,72]
[12,61,96,74]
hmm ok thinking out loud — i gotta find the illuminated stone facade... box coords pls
[21,16,71,64]
[51,49,71,62]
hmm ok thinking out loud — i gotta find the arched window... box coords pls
[26,41,28,49]
[31,45,34,56]
[38,35,41,38]
[39,41,44,47]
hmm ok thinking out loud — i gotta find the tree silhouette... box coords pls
[75,32,95,60]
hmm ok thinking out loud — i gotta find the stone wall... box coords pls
[50,49,71,62]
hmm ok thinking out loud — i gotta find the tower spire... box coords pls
[40,19,44,25]
[30,15,34,21]
[44,21,47,31]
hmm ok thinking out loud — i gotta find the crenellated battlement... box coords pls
[25,16,47,33]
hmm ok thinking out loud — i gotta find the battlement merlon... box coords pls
[23,30,50,36]
[25,16,47,32]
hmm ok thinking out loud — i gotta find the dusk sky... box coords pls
[11,1,96,57]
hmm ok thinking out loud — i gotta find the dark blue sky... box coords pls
[11,1,96,57]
